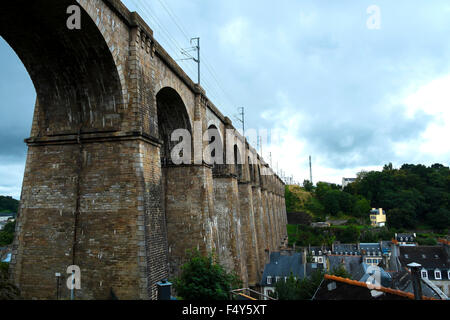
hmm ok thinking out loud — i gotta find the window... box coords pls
[421,270,428,279]
[318,257,323,263]
[276,276,280,283]
[284,277,288,283]
[267,276,272,285]
[435,270,442,280]
[367,259,372,264]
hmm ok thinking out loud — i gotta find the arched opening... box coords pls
[0,0,124,136]
[206,124,225,175]
[156,87,192,166]
[156,86,195,278]
[0,1,127,300]
[234,144,243,180]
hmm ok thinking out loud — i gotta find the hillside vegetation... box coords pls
[0,196,18,215]
[285,163,450,246]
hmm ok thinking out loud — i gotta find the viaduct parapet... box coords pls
[1,0,288,299]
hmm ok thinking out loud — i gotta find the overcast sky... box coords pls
[1,0,450,199]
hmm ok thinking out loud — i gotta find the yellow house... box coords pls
[370,208,386,227]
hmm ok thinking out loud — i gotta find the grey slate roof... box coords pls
[260,252,304,286]
[397,246,450,281]
[332,243,359,255]
[396,233,416,242]
[328,255,363,279]
[390,270,443,299]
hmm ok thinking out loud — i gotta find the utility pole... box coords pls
[191,37,200,85]
[180,37,200,85]
[238,107,245,134]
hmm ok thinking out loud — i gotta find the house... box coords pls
[312,274,440,300]
[359,243,384,266]
[397,245,450,297]
[331,243,360,256]
[310,222,330,228]
[327,254,363,278]
[341,178,356,190]
[307,246,329,268]
[259,251,323,299]
[370,208,386,227]
[395,233,417,246]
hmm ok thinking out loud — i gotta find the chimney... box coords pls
[157,279,172,300]
[407,262,423,300]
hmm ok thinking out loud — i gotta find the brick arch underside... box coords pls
[156,87,192,166]
[0,0,124,135]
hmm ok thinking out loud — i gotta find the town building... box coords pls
[359,243,384,266]
[396,245,450,297]
[341,178,356,190]
[259,251,324,299]
[395,233,417,246]
[370,208,386,227]
[313,274,441,300]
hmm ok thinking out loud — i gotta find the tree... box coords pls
[352,197,371,218]
[303,180,314,192]
[0,221,15,246]
[0,261,21,300]
[0,196,19,213]
[335,225,360,243]
[322,190,341,216]
[173,250,241,300]
[427,208,450,231]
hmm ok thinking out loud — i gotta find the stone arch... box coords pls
[234,144,244,180]
[156,87,193,166]
[206,124,225,167]
[0,0,124,135]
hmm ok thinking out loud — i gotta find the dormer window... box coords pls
[267,276,272,285]
[435,270,442,280]
[421,270,428,279]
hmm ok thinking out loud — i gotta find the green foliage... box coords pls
[427,208,450,231]
[272,268,350,300]
[0,262,21,300]
[304,197,325,218]
[285,185,312,213]
[334,225,360,243]
[0,196,19,213]
[173,250,241,300]
[0,262,8,277]
[303,180,314,192]
[348,163,450,231]
[0,221,15,246]
[352,197,371,218]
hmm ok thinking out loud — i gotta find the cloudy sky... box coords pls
[1,0,450,199]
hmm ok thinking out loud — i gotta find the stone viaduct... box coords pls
[1,0,287,299]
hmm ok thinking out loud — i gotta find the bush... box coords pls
[173,250,241,300]
[0,221,15,246]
